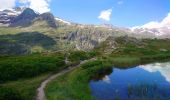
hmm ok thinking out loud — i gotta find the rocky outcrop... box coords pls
[39,12,57,28]
[0,9,20,25]
[67,27,114,51]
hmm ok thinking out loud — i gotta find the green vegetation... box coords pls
[0,50,94,100]
[0,27,22,35]
[116,39,170,63]
[0,50,96,83]
[109,56,140,67]
[0,53,65,83]
[0,74,49,100]
[0,32,57,55]
[68,50,98,62]
[0,87,21,100]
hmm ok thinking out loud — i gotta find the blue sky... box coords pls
[1,0,170,27]
[50,0,170,27]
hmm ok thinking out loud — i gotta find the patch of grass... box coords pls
[111,56,140,67]
[0,27,22,35]
[0,87,21,100]
[68,50,98,63]
[0,74,49,100]
[0,53,65,83]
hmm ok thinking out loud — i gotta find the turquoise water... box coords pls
[89,62,170,100]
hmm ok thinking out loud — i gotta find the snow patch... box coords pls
[55,17,71,25]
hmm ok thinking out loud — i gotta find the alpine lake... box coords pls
[89,62,170,100]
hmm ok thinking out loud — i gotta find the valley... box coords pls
[0,7,170,100]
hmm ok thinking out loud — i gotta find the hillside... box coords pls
[0,7,170,55]
[0,8,131,55]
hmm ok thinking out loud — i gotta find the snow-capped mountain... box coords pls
[130,13,170,38]
[131,27,170,37]
[0,7,25,25]
[0,7,170,39]
[0,7,57,28]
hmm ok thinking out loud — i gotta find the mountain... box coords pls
[1,7,169,39]
[10,8,38,27]
[0,8,137,55]
[39,12,57,28]
[130,13,170,38]
[0,7,170,55]
[0,7,22,26]
[130,27,170,39]
[0,8,57,28]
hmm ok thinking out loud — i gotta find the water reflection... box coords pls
[89,62,170,100]
[102,75,111,84]
[139,62,170,82]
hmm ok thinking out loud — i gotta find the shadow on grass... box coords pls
[0,32,56,55]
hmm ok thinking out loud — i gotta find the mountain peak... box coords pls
[20,8,38,18]
[10,8,38,27]
[0,7,58,28]
[39,12,57,28]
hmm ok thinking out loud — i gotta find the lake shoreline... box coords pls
[45,54,170,100]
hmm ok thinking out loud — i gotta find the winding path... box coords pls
[36,58,96,100]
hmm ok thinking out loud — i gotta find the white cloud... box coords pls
[117,1,124,5]
[132,13,170,29]
[19,0,51,13]
[98,8,112,21]
[0,0,51,13]
[0,0,16,10]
